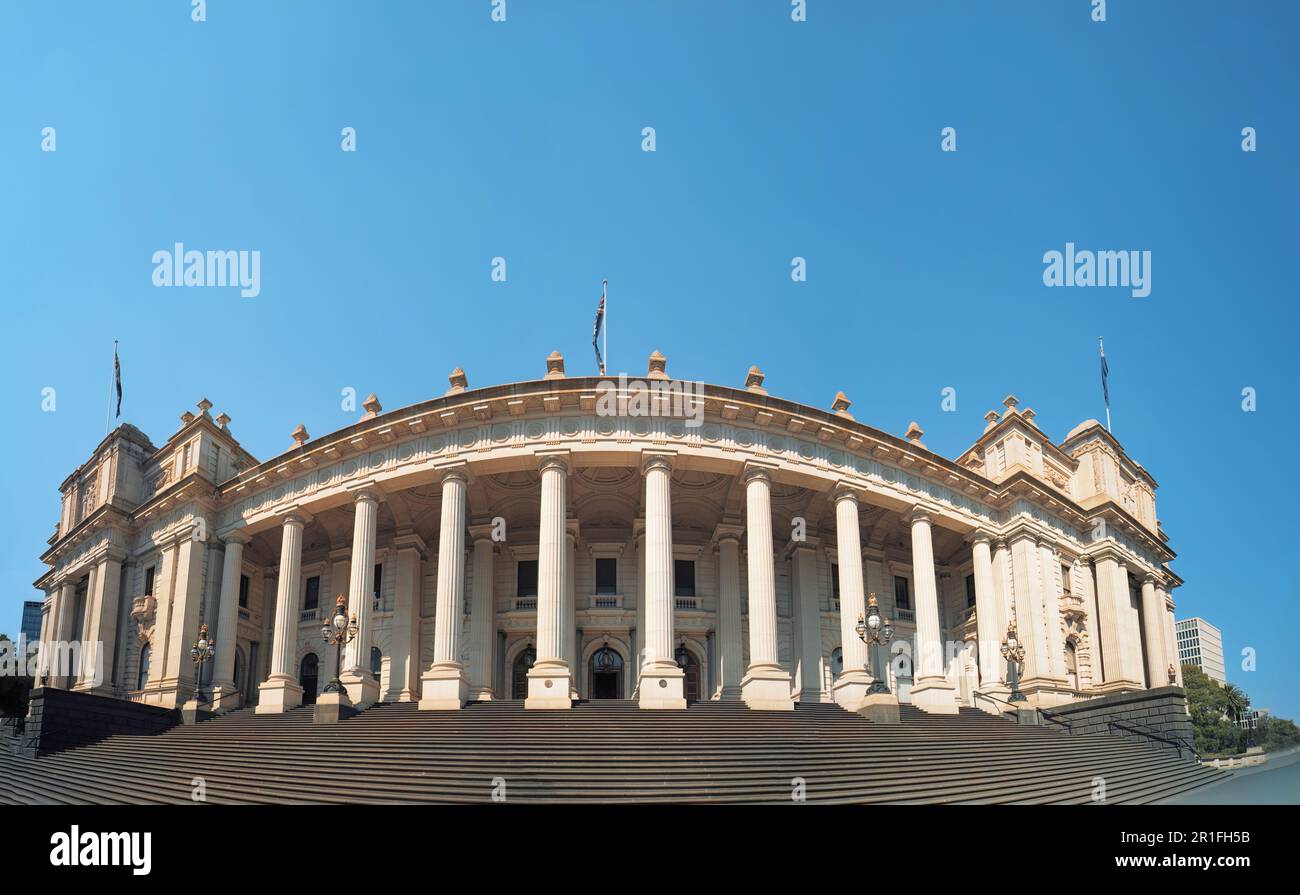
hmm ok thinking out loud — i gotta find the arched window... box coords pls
[136,641,151,691]
[299,653,320,705]
[511,645,536,700]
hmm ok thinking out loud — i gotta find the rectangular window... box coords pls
[517,560,539,597]
[595,557,618,595]
[238,574,250,609]
[894,575,911,610]
[831,563,841,602]
[964,574,976,609]
[673,559,696,597]
[373,563,384,605]
[182,442,193,471]
[303,575,320,611]
[143,566,156,597]
[1061,563,1072,594]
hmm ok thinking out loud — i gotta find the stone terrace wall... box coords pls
[19,687,180,758]
[1043,686,1195,759]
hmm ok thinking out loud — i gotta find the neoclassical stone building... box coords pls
[32,351,1184,718]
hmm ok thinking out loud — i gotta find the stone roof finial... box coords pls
[215,412,231,429]
[1021,407,1037,424]
[832,391,854,419]
[745,365,767,394]
[361,394,382,421]
[1002,394,1020,414]
[647,349,668,381]
[905,421,925,446]
[983,410,1000,432]
[545,350,566,380]
[197,397,213,416]
[446,367,468,395]
[292,424,310,447]
[179,410,196,427]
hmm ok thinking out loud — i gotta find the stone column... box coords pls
[637,452,685,709]
[831,487,871,709]
[740,465,793,710]
[339,487,382,704]
[907,508,957,714]
[1162,589,1183,687]
[33,595,52,688]
[565,521,579,699]
[210,534,247,710]
[146,543,177,692]
[421,468,471,709]
[257,512,308,713]
[54,581,78,688]
[632,518,646,692]
[714,524,744,700]
[970,532,1007,712]
[76,557,124,695]
[162,533,207,704]
[1140,574,1167,689]
[526,453,573,708]
[1037,540,1067,679]
[466,524,496,700]
[1091,550,1143,691]
[792,542,823,704]
[388,532,425,702]
[1078,560,1103,690]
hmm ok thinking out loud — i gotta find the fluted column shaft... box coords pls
[564,527,578,698]
[432,473,468,665]
[642,457,675,671]
[344,490,380,676]
[834,490,870,680]
[971,534,1002,685]
[910,512,943,681]
[211,536,246,696]
[53,581,77,688]
[1038,540,1066,677]
[1140,576,1167,688]
[744,469,779,668]
[1093,552,1142,687]
[535,459,568,666]
[467,531,496,698]
[715,533,743,699]
[269,515,305,681]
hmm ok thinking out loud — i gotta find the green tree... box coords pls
[1259,717,1300,753]
[1182,665,1246,756]
[1223,683,1250,724]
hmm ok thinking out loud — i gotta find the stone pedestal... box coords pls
[314,689,357,724]
[636,666,686,710]
[973,684,1011,715]
[741,667,794,711]
[909,676,959,715]
[858,691,900,724]
[339,669,380,708]
[419,663,470,710]
[208,683,243,713]
[525,664,574,710]
[180,698,214,725]
[256,675,304,715]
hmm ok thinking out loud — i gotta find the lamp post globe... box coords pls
[321,594,356,695]
[854,594,894,696]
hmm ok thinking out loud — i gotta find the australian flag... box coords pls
[1099,340,1109,408]
[114,343,122,418]
[592,280,606,374]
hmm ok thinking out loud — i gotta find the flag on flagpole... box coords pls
[114,341,122,418]
[1099,337,1111,431]
[592,280,606,375]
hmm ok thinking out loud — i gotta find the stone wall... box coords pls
[18,687,180,758]
[1042,686,1195,759]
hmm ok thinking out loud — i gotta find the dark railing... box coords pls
[974,690,1199,757]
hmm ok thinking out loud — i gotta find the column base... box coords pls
[339,669,380,708]
[637,663,686,709]
[525,663,573,709]
[1089,678,1143,696]
[713,685,742,702]
[909,675,959,714]
[831,671,873,712]
[741,665,794,711]
[858,691,901,724]
[256,675,304,714]
[466,686,496,702]
[209,682,243,713]
[418,663,470,710]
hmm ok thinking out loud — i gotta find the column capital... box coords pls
[640,449,675,475]
[219,530,250,547]
[904,504,934,527]
[393,530,429,555]
[832,481,861,505]
[966,528,996,547]
[740,459,778,484]
[275,506,313,527]
[347,481,384,504]
[537,449,571,474]
[467,522,497,545]
[711,520,744,547]
[432,459,472,485]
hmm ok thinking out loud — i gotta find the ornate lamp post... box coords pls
[1001,624,1027,703]
[854,594,895,695]
[320,594,358,695]
[190,623,215,705]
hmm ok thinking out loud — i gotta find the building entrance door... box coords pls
[589,646,623,699]
[511,646,535,700]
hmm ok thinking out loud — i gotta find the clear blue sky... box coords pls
[2,2,1296,717]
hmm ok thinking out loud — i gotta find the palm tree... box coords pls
[1223,683,1249,724]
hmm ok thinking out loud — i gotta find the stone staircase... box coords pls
[0,700,1223,804]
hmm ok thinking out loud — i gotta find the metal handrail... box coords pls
[973,689,1200,757]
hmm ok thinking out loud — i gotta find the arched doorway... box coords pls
[1064,641,1078,691]
[136,641,151,691]
[511,645,535,700]
[676,644,701,704]
[589,646,624,700]
[299,653,319,705]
